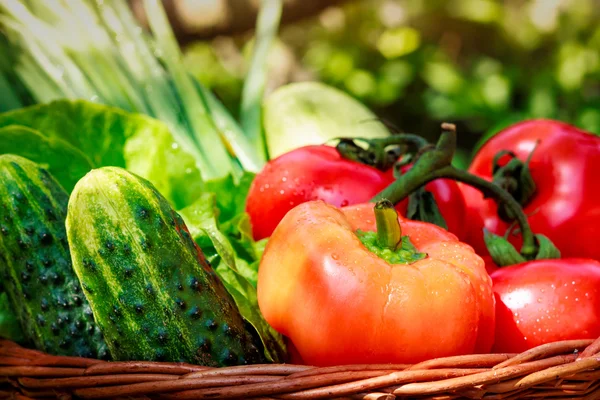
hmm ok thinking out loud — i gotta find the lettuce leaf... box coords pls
[263,81,390,158]
[205,172,256,223]
[0,100,203,209]
[0,125,93,192]
[179,190,287,363]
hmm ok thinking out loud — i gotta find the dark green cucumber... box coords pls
[0,291,24,343]
[0,154,108,358]
[66,167,265,366]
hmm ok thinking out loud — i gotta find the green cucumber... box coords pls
[0,291,24,343]
[0,154,109,358]
[66,167,265,366]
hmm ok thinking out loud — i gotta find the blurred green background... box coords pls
[182,0,600,165]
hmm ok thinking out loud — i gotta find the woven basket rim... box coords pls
[2,335,600,399]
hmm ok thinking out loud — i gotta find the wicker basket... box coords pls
[2,336,600,399]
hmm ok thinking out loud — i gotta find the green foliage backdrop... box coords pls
[183,0,600,166]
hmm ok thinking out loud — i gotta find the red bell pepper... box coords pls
[257,200,494,366]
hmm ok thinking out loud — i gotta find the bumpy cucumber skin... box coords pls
[0,154,109,359]
[66,167,264,366]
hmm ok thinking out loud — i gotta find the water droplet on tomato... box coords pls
[279,190,285,195]
[537,298,542,303]
[282,177,287,182]
[575,298,579,302]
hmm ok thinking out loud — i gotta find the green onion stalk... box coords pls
[0,0,283,181]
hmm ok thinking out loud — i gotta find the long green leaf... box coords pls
[196,81,265,172]
[142,0,236,180]
[95,0,206,169]
[0,0,262,182]
[240,0,283,160]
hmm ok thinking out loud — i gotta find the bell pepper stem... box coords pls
[374,200,402,250]
[372,123,539,260]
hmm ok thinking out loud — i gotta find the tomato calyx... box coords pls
[405,187,448,230]
[491,144,539,222]
[356,200,427,265]
[335,134,449,230]
[483,229,560,267]
[371,123,560,267]
[334,134,429,171]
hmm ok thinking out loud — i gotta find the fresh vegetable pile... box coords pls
[251,121,600,363]
[1,0,600,375]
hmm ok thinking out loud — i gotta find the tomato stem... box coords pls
[372,123,539,260]
[374,200,402,250]
[438,167,537,259]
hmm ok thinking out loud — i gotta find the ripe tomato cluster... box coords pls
[247,119,600,365]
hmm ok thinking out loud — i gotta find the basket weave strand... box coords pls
[1,337,600,399]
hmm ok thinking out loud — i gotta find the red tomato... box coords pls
[462,119,600,259]
[491,259,600,353]
[246,145,468,240]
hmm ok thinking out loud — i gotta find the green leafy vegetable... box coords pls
[205,172,256,223]
[240,0,283,160]
[263,82,390,158]
[194,80,263,173]
[141,0,234,179]
[0,100,203,209]
[0,0,284,179]
[179,192,287,363]
[0,125,93,192]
